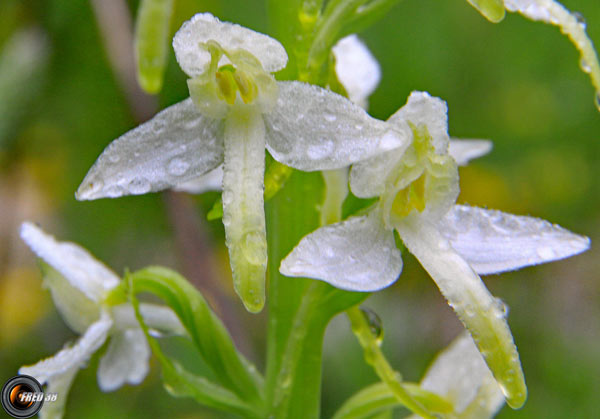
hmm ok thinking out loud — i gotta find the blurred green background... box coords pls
[0,0,598,417]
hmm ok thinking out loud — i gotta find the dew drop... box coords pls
[324,113,337,122]
[307,140,334,159]
[128,177,151,194]
[579,57,591,73]
[536,246,556,259]
[573,11,586,28]
[360,307,384,345]
[167,157,190,176]
[105,185,124,198]
[494,297,509,318]
[108,153,120,163]
[242,231,267,265]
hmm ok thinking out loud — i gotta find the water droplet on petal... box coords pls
[324,113,337,122]
[108,154,120,163]
[494,297,509,318]
[128,177,151,194]
[360,307,384,345]
[536,246,556,259]
[307,140,334,159]
[573,11,586,28]
[579,57,591,73]
[167,157,190,176]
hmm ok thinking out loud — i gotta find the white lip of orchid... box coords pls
[281,90,590,409]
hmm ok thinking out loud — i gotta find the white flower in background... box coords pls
[332,34,381,109]
[76,13,408,313]
[19,222,183,419]
[280,91,590,408]
[408,332,505,419]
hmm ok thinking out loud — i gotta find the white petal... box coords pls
[76,98,224,200]
[265,81,409,171]
[438,205,590,275]
[20,222,119,301]
[448,139,493,166]
[280,209,402,291]
[395,214,526,409]
[417,332,504,417]
[38,365,78,419]
[222,107,267,313]
[173,164,223,194]
[97,328,150,391]
[111,303,186,336]
[387,91,449,154]
[173,13,287,76]
[19,312,112,384]
[332,34,381,107]
[349,147,408,198]
[503,0,600,100]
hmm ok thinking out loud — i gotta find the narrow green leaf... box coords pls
[128,266,264,405]
[128,276,260,418]
[134,0,174,94]
[207,196,223,220]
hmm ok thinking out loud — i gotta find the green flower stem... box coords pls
[320,169,349,226]
[346,307,435,419]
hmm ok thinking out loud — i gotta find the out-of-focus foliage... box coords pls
[0,0,598,418]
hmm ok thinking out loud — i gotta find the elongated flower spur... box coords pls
[280,91,590,409]
[76,13,407,312]
[19,223,183,419]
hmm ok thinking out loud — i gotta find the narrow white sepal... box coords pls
[97,328,150,391]
[19,312,112,383]
[414,332,504,417]
[395,214,526,408]
[173,13,287,76]
[37,365,78,419]
[20,222,119,301]
[265,81,409,171]
[76,98,224,200]
[438,205,590,275]
[173,164,224,194]
[280,209,402,291]
[387,91,450,154]
[332,34,381,108]
[448,139,493,166]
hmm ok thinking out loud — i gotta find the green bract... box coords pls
[76,13,408,313]
[280,91,590,409]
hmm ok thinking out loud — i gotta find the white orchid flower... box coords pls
[19,222,183,419]
[75,13,407,313]
[280,91,590,409]
[408,332,505,418]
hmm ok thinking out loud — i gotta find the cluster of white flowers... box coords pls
[20,2,595,417]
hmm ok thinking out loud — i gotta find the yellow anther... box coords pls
[391,174,427,217]
[215,68,238,105]
[233,71,258,104]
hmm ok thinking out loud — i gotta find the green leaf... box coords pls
[128,266,264,406]
[207,196,223,221]
[466,0,506,23]
[128,276,261,418]
[134,0,174,94]
[332,382,452,419]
